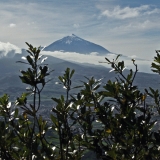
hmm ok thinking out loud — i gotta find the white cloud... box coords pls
[41,51,152,73]
[144,8,160,15]
[41,51,116,66]
[9,23,16,28]
[110,20,151,33]
[0,42,21,58]
[90,52,99,56]
[73,23,80,28]
[109,19,160,36]
[129,55,137,59]
[101,5,158,19]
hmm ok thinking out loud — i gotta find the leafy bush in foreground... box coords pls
[0,43,160,159]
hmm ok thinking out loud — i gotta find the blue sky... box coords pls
[1,0,160,62]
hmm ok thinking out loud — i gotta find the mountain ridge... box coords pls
[43,34,110,55]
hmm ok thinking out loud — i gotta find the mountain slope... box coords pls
[0,52,159,100]
[43,34,110,55]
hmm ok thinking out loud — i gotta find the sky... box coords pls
[1,0,160,72]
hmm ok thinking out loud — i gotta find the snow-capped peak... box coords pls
[43,34,110,55]
[66,40,72,44]
[60,34,82,44]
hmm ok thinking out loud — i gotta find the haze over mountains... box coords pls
[0,48,159,101]
[0,34,152,73]
[0,35,159,106]
[1,43,159,150]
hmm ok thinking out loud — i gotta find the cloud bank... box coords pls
[0,42,21,58]
[41,51,152,73]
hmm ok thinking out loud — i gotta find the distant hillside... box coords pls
[43,34,110,55]
[0,51,159,101]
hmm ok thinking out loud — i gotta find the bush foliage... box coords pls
[0,43,160,159]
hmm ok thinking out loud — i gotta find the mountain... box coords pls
[43,34,110,55]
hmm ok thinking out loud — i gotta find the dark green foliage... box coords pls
[0,44,160,159]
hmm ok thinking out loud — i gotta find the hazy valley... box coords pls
[0,34,159,121]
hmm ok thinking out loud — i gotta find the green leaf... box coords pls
[51,97,60,104]
[72,85,83,89]
[93,84,101,91]
[26,55,33,66]
[50,114,58,125]
[58,76,64,83]
[14,108,19,117]
[115,54,121,61]
[41,57,48,63]
[70,69,75,78]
